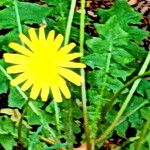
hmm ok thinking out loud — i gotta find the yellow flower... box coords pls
[4,27,85,102]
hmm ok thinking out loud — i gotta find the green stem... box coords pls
[0,64,30,145]
[101,70,150,121]
[117,100,148,126]
[105,43,113,74]
[96,51,150,144]
[14,0,22,34]
[63,0,77,149]
[53,101,61,135]
[18,99,30,143]
[0,65,28,100]
[4,0,28,100]
[81,68,91,148]
[67,100,73,150]
[28,101,59,143]
[80,0,91,149]
[64,0,77,45]
[80,0,85,55]
[14,0,25,46]
[0,66,29,144]
[135,119,150,150]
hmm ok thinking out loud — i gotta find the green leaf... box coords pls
[82,53,107,69]
[97,0,148,42]
[146,89,150,100]
[72,123,81,134]
[137,79,150,97]
[87,70,104,88]
[86,38,110,53]
[0,0,13,7]
[42,0,70,17]
[29,126,43,149]
[18,2,51,25]
[126,26,148,42]
[0,2,51,29]
[107,76,128,93]
[84,16,134,70]
[128,112,143,128]
[26,101,56,125]
[97,0,142,25]
[140,107,150,120]
[0,10,16,29]
[124,41,147,61]
[146,132,150,149]
[8,86,26,109]
[0,27,20,51]
[58,100,82,136]
[73,105,82,120]
[84,1,148,140]
[0,134,16,150]
[94,16,135,66]
[112,47,134,65]
[0,116,16,134]
[95,16,129,45]
[26,106,41,125]
[46,101,55,113]
[125,96,145,128]
[30,143,47,150]
[87,89,102,138]
[0,59,9,94]
[110,63,135,81]
[116,120,128,138]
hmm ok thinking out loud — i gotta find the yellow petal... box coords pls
[9,43,32,56]
[21,79,33,91]
[11,73,28,86]
[54,34,64,50]
[59,43,76,54]
[60,62,86,68]
[47,30,55,43]
[41,85,49,101]
[50,85,62,102]
[59,83,71,99]
[39,27,46,42]
[7,65,25,74]
[4,53,29,64]
[19,33,35,51]
[48,74,66,86]
[58,68,83,86]
[30,84,41,100]
[5,27,87,103]
[65,53,83,61]
[28,28,38,43]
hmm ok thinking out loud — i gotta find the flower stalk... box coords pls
[18,99,30,143]
[0,65,28,100]
[64,0,77,45]
[80,0,91,149]
[14,0,22,34]
[64,0,77,149]
[53,101,61,135]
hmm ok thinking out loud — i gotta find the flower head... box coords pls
[4,27,85,102]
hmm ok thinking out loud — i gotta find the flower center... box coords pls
[27,50,60,83]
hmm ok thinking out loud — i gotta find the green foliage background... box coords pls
[0,0,150,149]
